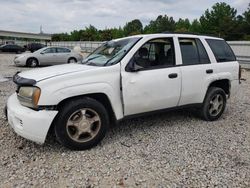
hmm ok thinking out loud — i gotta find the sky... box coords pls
[0,0,248,34]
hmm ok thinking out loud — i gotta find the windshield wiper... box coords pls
[83,54,102,63]
[85,62,99,66]
[104,50,127,66]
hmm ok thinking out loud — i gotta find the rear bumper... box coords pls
[7,93,58,144]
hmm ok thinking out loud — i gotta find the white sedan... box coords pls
[14,46,83,67]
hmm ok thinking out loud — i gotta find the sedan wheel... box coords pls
[68,58,77,63]
[26,58,38,67]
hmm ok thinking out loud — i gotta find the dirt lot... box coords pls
[0,53,249,187]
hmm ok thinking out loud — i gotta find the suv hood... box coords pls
[18,64,96,82]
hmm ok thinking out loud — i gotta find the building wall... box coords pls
[228,41,250,69]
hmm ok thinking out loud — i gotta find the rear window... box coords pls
[206,39,236,62]
[179,38,210,65]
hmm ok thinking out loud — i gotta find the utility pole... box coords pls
[40,25,43,34]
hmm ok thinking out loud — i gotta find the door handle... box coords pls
[206,69,213,74]
[168,73,178,79]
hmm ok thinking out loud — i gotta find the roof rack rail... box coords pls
[161,31,218,38]
[162,31,199,35]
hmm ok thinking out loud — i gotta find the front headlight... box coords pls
[17,86,41,109]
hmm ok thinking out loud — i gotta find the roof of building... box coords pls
[0,30,51,40]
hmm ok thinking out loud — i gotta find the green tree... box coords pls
[189,19,202,33]
[110,27,124,39]
[123,19,143,36]
[242,3,250,39]
[175,18,190,32]
[70,30,82,41]
[52,33,70,41]
[144,15,175,34]
[99,29,112,41]
[199,2,238,40]
[81,25,99,41]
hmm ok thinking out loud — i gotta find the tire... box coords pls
[200,87,227,121]
[54,97,109,150]
[68,57,77,63]
[26,58,38,67]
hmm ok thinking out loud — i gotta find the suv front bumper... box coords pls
[6,93,58,144]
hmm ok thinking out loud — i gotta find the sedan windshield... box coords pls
[83,37,141,66]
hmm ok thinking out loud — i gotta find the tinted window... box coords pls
[42,48,56,53]
[4,45,11,48]
[57,48,71,53]
[179,38,210,65]
[206,39,236,62]
[8,45,19,49]
[134,38,175,68]
[196,39,210,64]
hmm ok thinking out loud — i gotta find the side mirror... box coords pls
[127,58,143,72]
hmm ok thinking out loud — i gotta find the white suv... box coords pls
[6,34,241,150]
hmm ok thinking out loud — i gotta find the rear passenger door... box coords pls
[178,38,213,106]
[56,48,71,64]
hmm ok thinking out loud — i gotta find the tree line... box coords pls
[52,2,250,41]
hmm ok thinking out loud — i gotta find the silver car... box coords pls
[14,47,83,67]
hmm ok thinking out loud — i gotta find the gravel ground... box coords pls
[0,53,249,187]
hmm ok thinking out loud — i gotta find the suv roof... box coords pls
[122,33,223,41]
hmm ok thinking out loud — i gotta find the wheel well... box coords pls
[208,79,230,95]
[57,93,117,124]
[26,57,39,65]
[68,57,77,62]
[47,93,117,140]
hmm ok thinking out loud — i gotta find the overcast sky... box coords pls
[0,0,248,34]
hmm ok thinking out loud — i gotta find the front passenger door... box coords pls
[40,47,58,65]
[121,37,182,116]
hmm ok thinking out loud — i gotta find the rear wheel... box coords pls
[68,57,77,63]
[26,58,38,67]
[54,97,109,150]
[200,87,226,121]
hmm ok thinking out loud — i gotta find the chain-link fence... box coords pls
[48,41,104,53]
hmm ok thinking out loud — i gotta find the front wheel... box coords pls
[54,97,109,150]
[200,87,227,121]
[26,58,38,67]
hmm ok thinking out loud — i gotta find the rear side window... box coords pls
[179,38,210,65]
[43,48,57,53]
[57,48,71,53]
[206,39,236,62]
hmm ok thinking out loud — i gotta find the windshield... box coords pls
[82,37,141,66]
